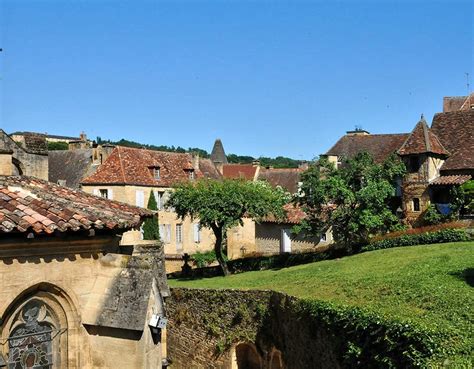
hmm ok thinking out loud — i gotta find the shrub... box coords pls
[362,228,469,252]
[47,141,69,151]
[422,204,444,225]
[142,191,160,240]
[191,250,228,268]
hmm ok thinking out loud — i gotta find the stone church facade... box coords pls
[0,176,169,368]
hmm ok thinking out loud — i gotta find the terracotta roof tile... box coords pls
[430,175,471,186]
[222,164,258,180]
[431,110,474,172]
[258,168,303,194]
[325,133,408,163]
[397,117,449,156]
[82,146,205,186]
[0,175,151,235]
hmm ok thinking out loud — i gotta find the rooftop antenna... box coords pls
[466,72,472,108]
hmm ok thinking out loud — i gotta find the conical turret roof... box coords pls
[397,116,449,156]
[210,138,228,164]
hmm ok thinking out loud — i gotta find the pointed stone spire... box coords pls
[210,138,228,164]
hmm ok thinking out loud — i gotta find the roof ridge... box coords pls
[117,146,127,184]
[422,121,432,152]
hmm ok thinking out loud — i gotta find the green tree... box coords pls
[294,152,406,251]
[47,141,69,151]
[142,191,160,240]
[168,179,288,275]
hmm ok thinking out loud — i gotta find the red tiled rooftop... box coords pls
[0,176,151,235]
[82,146,212,187]
[430,175,471,186]
[397,118,449,156]
[222,164,258,180]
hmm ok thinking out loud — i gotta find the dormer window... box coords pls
[408,156,421,173]
[150,166,160,180]
[186,169,195,180]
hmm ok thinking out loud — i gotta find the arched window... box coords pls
[2,293,70,369]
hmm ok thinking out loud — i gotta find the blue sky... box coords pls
[0,0,472,160]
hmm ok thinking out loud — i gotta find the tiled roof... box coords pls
[210,139,228,164]
[430,175,471,186]
[222,164,258,180]
[48,149,96,188]
[0,176,151,235]
[325,133,409,163]
[198,158,222,179]
[82,146,203,187]
[397,117,449,156]
[431,110,474,172]
[10,131,81,141]
[258,168,302,194]
[263,203,306,224]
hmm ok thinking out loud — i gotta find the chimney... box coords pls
[80,132,87,141]
[0,150,14,176]
[192,153,200,171]
[346,129,370,136]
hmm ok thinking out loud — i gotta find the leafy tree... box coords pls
[168,179,288,275]
[142,191,160,240]
[294,152,406,251]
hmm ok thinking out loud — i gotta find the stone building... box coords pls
[10,131,93,148]
[81,146,221,265]
[0,130,48,180]
[323,107,474,225]
[0,175,169,368]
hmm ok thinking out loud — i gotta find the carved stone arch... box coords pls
[1,283,81,368]
[230,342,262,369]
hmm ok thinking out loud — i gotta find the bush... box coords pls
[362,228,469,252]
[47,141,69,150]
[142,191,160,240]
[191,250,228,268]
[422,204,444,225]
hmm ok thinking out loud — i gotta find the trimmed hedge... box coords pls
[362,228,470,252]
[293,298,469,368]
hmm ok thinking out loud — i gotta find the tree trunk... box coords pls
[211,224,230,276]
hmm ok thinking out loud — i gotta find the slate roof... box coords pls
[258,168,302,194]
[430,175,471,186]
[431,110,474,172]
[210,138,228,164]
[82,146,206,187]
[222,164,258,180]
[0,176,151,235]
[325,133,409,163]
[397,117,449,156]
[48,149,96,188]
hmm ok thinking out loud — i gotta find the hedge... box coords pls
[293,298,469,368]
[362,228,470,252]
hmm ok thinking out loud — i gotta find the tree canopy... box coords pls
[294,152,406,251]
[167,179,288,275]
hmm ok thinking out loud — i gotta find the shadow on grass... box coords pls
[449,268,474,287]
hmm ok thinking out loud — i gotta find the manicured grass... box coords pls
[170,242,474,357]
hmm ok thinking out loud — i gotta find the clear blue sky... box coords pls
[0,0,472,160]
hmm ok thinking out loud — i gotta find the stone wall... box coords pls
[167,288,342,369]
[255,223,331,255]
[0,235,168,369]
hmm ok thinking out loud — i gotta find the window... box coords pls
[413,198,420,212]
[159,224,171,243]
[136,190,145,207]
[155,190,165,210]
[149,166,160,180]
[408,156,421,173]
[193,223,201,243]
[189,170,195,180]
[321,233,327,242]
[176,224,183,250]
[99,189,108,199]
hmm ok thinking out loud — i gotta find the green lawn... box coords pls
[170,242,474,346]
